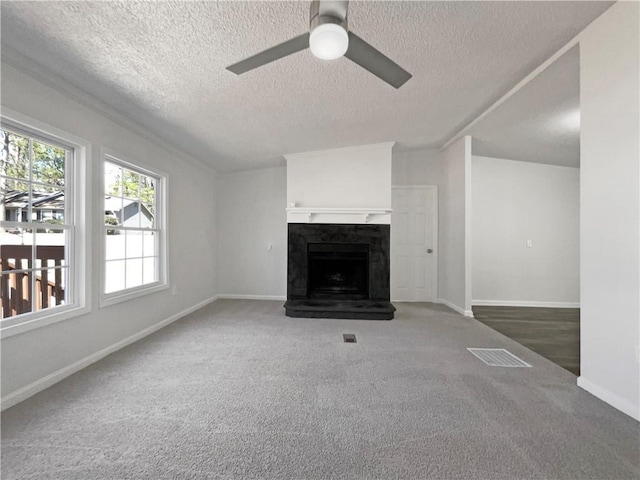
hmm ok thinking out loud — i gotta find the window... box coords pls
[102,152,166,304]
[0,118,88,333]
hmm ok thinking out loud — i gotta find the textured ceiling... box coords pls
[1,1,611,172]
[470,45,580,168]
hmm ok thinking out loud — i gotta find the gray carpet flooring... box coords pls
[2,300,638,479]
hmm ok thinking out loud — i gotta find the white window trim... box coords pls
[99,147,168,308]
[0,107,91,339]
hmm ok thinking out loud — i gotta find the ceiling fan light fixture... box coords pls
[226,0,412,88]
[309,23,349,60]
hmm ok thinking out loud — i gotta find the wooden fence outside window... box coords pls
[0,244,65,318]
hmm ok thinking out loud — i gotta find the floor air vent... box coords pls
[467,348,531,367]
[343,334,357,343]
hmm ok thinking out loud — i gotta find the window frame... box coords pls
[0,108,91,339]
[99,148,168,307]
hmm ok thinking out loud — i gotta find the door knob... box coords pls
[427,248,433,254]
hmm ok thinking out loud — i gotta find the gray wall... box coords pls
[438,137,472,315]
[216,167,287,298]
[578,1,639,420]
[1,60,218,401]
[392,148,443,186]
[472,155,579,306]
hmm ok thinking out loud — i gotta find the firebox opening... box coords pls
[307,243,369,300]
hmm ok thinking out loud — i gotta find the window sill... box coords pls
[100,282,169,309]
[0,304,91,339]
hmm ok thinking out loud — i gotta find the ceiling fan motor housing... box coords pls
[310,13,348,33]
[309,0,348,32]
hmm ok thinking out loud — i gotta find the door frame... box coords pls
[391,185,439,302]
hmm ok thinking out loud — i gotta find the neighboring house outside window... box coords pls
[102,152,166,305]
[0,116,89,335]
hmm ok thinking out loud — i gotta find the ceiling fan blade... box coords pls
[344,32,412,89]
[227,33,310,75]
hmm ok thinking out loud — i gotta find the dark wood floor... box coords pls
[472,306,580,376]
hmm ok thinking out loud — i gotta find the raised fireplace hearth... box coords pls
[284,223,395,320]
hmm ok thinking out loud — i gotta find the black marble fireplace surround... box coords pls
[284,223,395,320]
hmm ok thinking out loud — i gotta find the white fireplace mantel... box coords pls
[286,207,392,224]
[285,142,393,225]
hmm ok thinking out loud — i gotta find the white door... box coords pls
[391,186,438,302]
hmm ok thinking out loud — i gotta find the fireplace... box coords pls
[284,223,395,320]
[307,243,369,299]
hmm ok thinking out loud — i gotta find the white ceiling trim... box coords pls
[441,25,582,150]
[284,141,395,162]
[1,45,218,175]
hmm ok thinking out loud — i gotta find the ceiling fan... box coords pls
[226,0,412,89]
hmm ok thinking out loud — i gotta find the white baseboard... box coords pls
[391,299,438,303]
[1,295,218,412]
[577,376,639,421]
[437,299,474,317]
[472,299,580,308]
[217,294,286,301]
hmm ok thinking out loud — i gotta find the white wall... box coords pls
[578,1,639,420]
[217,167,287,298]
[0,59,218,405]
[438,136,472,316]
[216,147,453,298]
[392,148,443,186]
[286,143,393,224]
[216,147,448,299]
[472,156,580,307]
